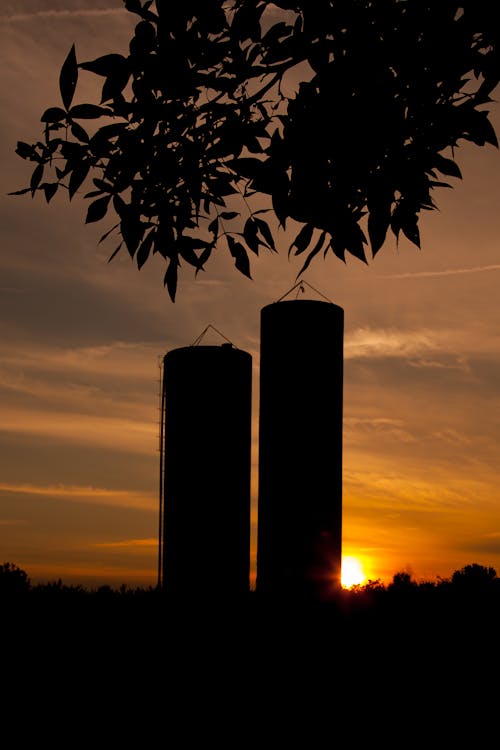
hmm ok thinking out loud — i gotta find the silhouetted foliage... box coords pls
[11,1,500,299]
[451,562,498,588]
[388,570,418,590]
[0,561,31,596]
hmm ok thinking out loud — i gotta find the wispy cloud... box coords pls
[92,538,157,549]
[2,11,122,22]
[1,407,157,454]
[1,1,124,23]
[0,481,157,510]
[345,325,500,362]
[345,327,437,359]
[431,428,472,446]
[345,417,416,444]
[382,264,500,279]
[0,341,164,381]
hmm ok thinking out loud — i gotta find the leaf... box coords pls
[329,238,346,263]
[296,231,327,278]
[98,223,120,244]
[179,244,202,267]
[92,178,113,192]
[90,123,127,145]
[195,245,213,276]
[137,229,155,270]
[289,223,314,257]
[402,220,420,248]
[244,134,264,154]
[8,187,31,196]
[121,214,144,257]
[42,183,58,203]
[40,107,67,123]
[368,207,391,257]
[255,217,276,252]
[69,104,112,119]
[125,0,142,13]
[163,257,179,302]
[71,122,90,143]
[346,232,368,264]
[107,242,123,262]
[101,68,131,103]
[233,157,265,181]
[59,44,78,111]
[69,163,90,199]
[461,108,499,148]
[220,211,239,219]
[208,217,219,236]
[271,172,289,229]
[261,21,290,47]
[30,164,44,196]
[231,4,262,43]
[433,154,462,179]
[85,195,111,224]
[112,194,127,217]
[243,218,260,255]
[227,235,252,279]
[15,142,37,160]
[79,54,131,103]
[79,53,128,77]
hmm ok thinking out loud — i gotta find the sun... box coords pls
[341,556,366,588]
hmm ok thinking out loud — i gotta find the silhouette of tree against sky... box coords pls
[4,559,500,604]
[0,561,30,598]
[3,559,500,718]
[2,560,498,746]
[451,563,498,589]
[10,0,500,300]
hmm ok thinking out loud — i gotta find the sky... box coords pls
[1,0,500,590]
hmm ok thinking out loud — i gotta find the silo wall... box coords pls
[161,343,252,597]
[257,300,344,597]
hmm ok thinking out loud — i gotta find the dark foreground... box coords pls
[2,571,499,741]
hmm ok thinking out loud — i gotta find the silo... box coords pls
[257,300,344,598]
[160,342,252,597]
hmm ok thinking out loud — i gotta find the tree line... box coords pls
[2,560,499,601]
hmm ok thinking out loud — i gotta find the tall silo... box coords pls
[159,342,252,597]
[257,299,344,598]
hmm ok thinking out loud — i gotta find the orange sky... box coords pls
[1,1,500,589]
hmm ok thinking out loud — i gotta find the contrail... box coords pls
[382,264,500,279]
[1,9,124,23]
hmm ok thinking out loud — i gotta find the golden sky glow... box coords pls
[1,2,500,589]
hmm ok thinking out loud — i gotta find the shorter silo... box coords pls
[257,299,344,598]
[160,343,252,597]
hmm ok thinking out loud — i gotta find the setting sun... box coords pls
[341,556,366,588]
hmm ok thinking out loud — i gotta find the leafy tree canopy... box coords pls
[11,0,500,300]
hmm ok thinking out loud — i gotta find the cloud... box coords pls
[92,538,157,549]
[0,1,123,22]
[381,264,500,279]
[345,325,500,365]
[2,10,122,22]
[431,428,472,446]
[0,408,157,455]
[1,341,164,383]
[458,534,500,557]
[345,327,438,359]
[344,417,416,444]
[0,481,157,511]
